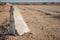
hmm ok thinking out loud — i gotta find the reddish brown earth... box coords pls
[0,4,60,40]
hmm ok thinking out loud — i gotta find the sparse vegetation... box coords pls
[42,2,47,5]
[0,2,6,5]
[50,2,55,4]
[11,2,60,5]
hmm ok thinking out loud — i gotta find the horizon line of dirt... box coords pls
[0,2,60,5]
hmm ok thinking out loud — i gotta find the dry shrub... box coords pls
[50,2,55,4]
[42,2,47,5]
[0,2,6,5]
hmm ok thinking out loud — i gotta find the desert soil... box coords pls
[0,4,60,40]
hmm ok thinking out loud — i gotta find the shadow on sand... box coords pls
[52,15,60,19]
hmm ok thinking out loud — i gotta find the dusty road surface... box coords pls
[0,5,60,40]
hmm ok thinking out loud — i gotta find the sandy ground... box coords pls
[0,5,10,35]
[0,5,60,40]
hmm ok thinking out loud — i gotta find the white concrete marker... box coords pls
[13,6,30,35]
